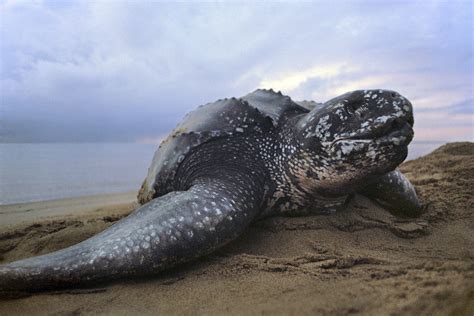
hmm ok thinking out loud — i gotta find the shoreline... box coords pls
[0,190,138,208]
[0,191,137,231]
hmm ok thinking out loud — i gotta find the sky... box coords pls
[1,0,472,143]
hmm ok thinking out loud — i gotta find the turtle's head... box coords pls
[295,89,414,195]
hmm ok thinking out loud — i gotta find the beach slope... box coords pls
[0,142,473,315]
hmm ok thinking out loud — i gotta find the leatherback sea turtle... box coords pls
[0,89,420,294]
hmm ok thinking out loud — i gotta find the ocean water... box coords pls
[0,143,156,205]
[0,141,445,205]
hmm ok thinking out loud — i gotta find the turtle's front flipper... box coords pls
[358,169,421,217]
[0,171,265,295]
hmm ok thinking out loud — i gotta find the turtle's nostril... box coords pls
[348,103,357,113]
[391,92,398,98]
[347,99,363,114]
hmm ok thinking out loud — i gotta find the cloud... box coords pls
[1,1,472,142]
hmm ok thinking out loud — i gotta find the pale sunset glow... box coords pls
[259,63,356,92]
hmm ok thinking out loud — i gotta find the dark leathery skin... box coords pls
[0,89,421,295]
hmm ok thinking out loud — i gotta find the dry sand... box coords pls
[0,142,472,315]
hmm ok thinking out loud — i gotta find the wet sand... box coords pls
[0,142,473,315]
[0,191,138,231]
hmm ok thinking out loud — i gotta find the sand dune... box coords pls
[0,142,473,315]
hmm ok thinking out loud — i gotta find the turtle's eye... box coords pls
[346,101,359,114]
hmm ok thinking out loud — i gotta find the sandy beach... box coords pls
[0,142,472,315]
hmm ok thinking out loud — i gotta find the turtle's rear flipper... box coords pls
[358,169,421,217]
[0,170,266,295]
